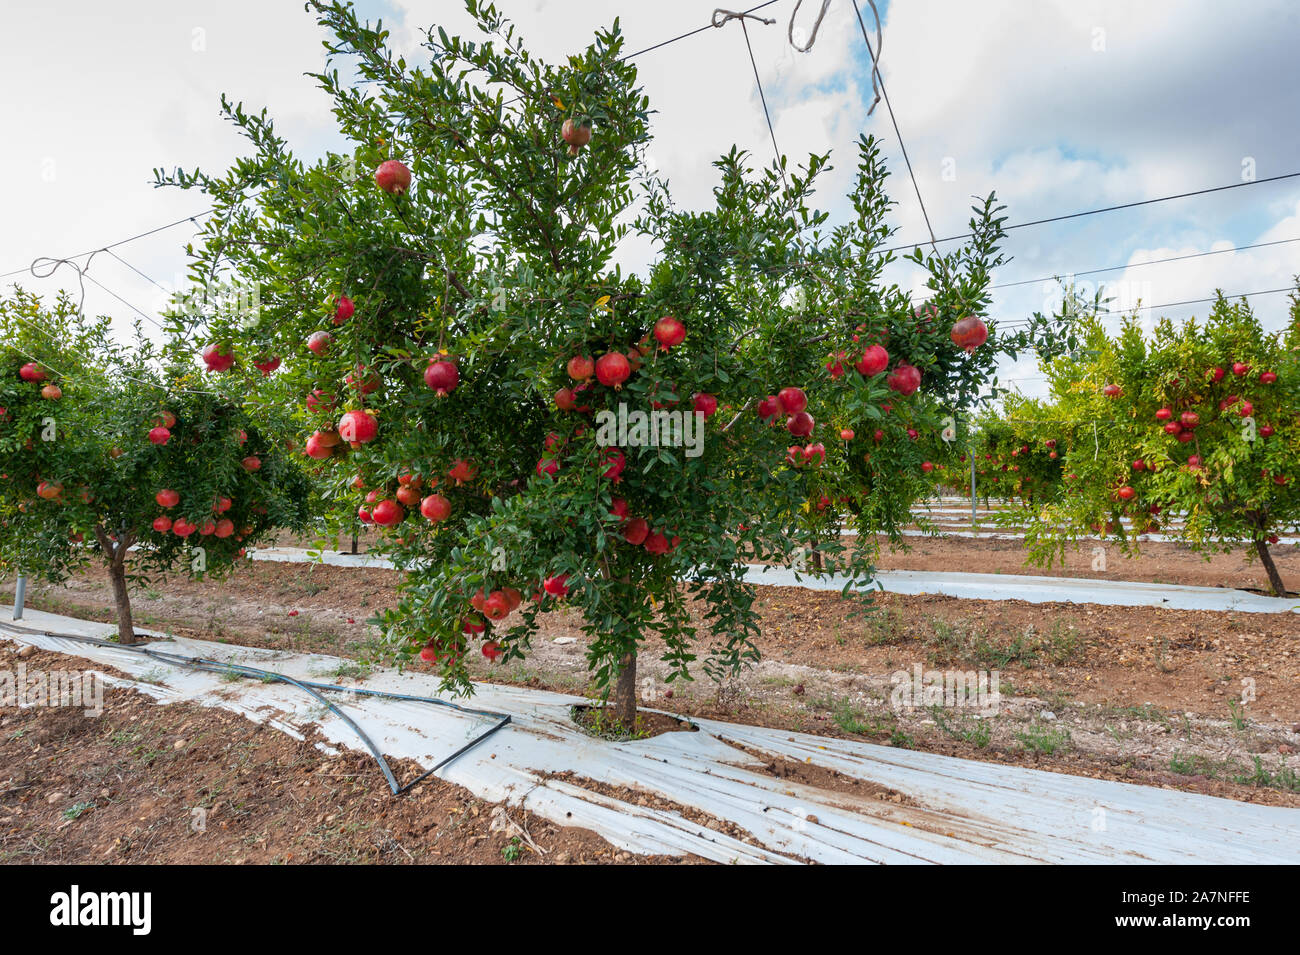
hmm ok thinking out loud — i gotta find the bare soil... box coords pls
[0,641,690,865]
[3,532,1299,817]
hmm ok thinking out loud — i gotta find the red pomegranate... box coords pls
[693,393,718,417]
[420,493,451,523]
[555,387,577,411]
[333,295,354,325]
[567,355,594,381]
[855,345,889,377]
[371,499,405,526]
[561,119,592,156]
[777,387,807,415]
[595,352,631,388]
[536,457,559,478]
[201,343,236,372]
[152,516,173,533]
[949,315,988,353]
[424,359,459,396]
[887,363,921,396]
[155,489,180,508]
[653,316,686,351]
[305,433,334,460]
[18,362,46,382]
[347,365,382,395]
[787,411,815,437]
[623,518,650,546]
[253,356,282,376]
[601,447,626,480]
[543,574,570,598]
[1261,370,1278,384]
[338,410,378,447]
[307,331,332,355]
[41,384,62,400]
[148,426,171,446]
[481,641,504,662]
[1155,408,1172,421]
[756,395,782,420]
[374,159,412,194]
[1102,383,1121,398]
[644,531,670,556]
[448,459,478,484]
[214,519,235,539]
[241,455,262,471]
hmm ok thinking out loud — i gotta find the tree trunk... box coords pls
[1254,538,1287,597]
[809,536,823,573]
[1246,510,1287,596]
[611,650,637,726]
[107,560,137,644]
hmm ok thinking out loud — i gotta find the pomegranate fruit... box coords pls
[253,356,282,376]
[601,447,626,481]
[1155,407,1172,421]
[214,519,235,539]
[595,351,631,388]
[756,395,782,420]
[1117,485,1136,500]
[949,315,988,353]
[693,393,718,417]
[305,433,334,460]
[148,426,171,445]
[644,531,670,555]
[1232,361,1250,376]
[1260,424,1275,438]
[307,331,332,355]
[241,455,262,471]
[337,410,378,447]
[840,428,854,441]
[18,362,45,382]
[374,159,412,194]
[347,365,382,395]
[623,517,650,546]
[536,457,559,478]
[1180,411,1200,428]
[1261,370,1278,384]
[653,316,686,350]
[887,363,921,396]
[371,499,405,526]
[201,343,236,372]
[420,493,452,523]
[448,459,477,484]
[855,345,889,377]
[561,118,592,156]
[155,489,180,508]
[152,516,173,533]
[803,443,826,466]
[555,387,577,411]
[567,355,594,381]
[1102,383,1121,398]
[543,574,570,598]
[786,411,814,437]
[333,295,354,325]
[777,387,807,415]
[424,359,459,396]
[41,384,62,400]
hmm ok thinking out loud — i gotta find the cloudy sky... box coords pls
[2,0,1297,396]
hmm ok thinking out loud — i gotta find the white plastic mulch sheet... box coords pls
[247,547,1300,614]
[3,607,1298,865]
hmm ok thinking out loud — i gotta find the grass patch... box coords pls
[1015,724,1071,755]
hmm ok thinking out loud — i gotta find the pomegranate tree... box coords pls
[160,3,1016,724]
[1009,288,1300,595]
[0,290,310,642]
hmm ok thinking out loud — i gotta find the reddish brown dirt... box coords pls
[0,641,691,865]
[4,534,1299,809]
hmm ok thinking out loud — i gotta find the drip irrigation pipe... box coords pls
[0,619,511,797]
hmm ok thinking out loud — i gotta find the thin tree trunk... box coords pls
[94,524,137,644]
[107,561,137,644]
[1254,538,1287,597]
[611,650,637,725]
[1247,510,1287,596]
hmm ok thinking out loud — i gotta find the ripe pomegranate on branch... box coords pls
[159,1,1015,725]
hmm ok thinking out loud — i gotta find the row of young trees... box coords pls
[933,287,1300,595]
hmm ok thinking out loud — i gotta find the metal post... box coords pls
[13,574,26,620]
[969,444,977,528]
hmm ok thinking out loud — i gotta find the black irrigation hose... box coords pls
[0,620,511,797]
